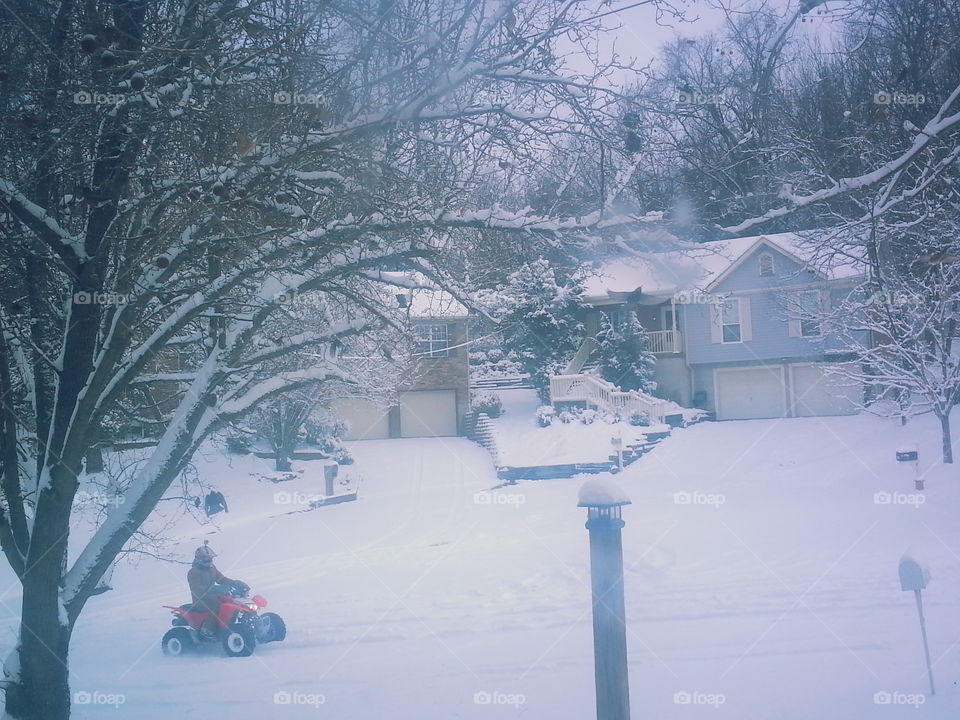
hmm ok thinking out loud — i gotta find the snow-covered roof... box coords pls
[368,270,470,318]
[577,478,632,507]
[408,288,469,319]
[582,232,866,302]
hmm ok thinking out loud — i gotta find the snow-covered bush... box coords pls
[225,433,252,455]
[580,408,598,425]
[558,410,576,424]
[472,392,504,418]
[535,405,556,427]
[629,410,651,427]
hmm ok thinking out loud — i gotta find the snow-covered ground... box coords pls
[2,413,960,718]
[490,388,671,465]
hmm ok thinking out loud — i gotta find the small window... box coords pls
[415,323,450,357]
[759,252,775,277]
[798,290,821,337]
[721,298,741,343]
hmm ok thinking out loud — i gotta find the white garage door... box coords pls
[399,390,458,437]
[790,364,860,417]
[330,397,390,440]
[715,366,786,420]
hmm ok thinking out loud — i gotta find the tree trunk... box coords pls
[5,573,72,720]
[940,411,953,464]
[275,446,292,472]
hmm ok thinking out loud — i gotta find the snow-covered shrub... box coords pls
[535,405,555,427]
[472,392,504,418]
[580,408,598,425]
[628,410,651,427]
[558,410,575,424]
[225,433,252,455]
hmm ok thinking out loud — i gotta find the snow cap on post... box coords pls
[578,478,632,508]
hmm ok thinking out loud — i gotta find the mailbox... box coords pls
[897,443,923,490]
[899,555,931,592]
[897,445,919,463]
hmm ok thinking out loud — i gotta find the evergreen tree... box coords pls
[595,312,657,393]
[481,259,586,402]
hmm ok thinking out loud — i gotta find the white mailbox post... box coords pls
[899,554,934,696]
[610,434,624,472]
[897,443,921,490]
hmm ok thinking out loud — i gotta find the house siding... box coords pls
[684,245,862,365]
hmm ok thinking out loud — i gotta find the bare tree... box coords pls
[0,1,676,717]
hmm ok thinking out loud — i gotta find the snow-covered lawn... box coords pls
[2,413,959,718]
[490,388,671,465]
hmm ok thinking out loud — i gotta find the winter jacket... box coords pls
[188,562,234,605]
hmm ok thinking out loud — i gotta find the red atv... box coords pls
[161,581,286,657]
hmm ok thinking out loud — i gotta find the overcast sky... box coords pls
[580,0,827,87]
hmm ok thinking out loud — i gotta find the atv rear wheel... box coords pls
[222,623,257,657]
[257,612,286,643]
[161,627,195,657]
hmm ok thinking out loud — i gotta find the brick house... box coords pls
[332,288,471,440]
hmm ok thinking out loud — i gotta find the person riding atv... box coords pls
[187,542,247,638]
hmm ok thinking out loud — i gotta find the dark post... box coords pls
[578,479,632,720]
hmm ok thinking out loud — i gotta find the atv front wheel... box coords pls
[223,623,256,657]
[161,627,195,657]
[257,612,286,643]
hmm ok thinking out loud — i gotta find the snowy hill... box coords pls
[4,415,960,718]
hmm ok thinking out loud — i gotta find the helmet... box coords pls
[194,542,217,563]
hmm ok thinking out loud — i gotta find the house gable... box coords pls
[707,239,825,294]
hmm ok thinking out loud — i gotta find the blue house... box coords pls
[559,233,867,421]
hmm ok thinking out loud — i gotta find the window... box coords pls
[759,252,775,277]
[606,308,629,332]
[415,323,450,357]
[798,290,821,337]
[721,298,741,343]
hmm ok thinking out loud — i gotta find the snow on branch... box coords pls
[0,179,88,262]
[721,82,960,234]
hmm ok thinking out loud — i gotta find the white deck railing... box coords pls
[549,374,667,424]
[648,329,683,354]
